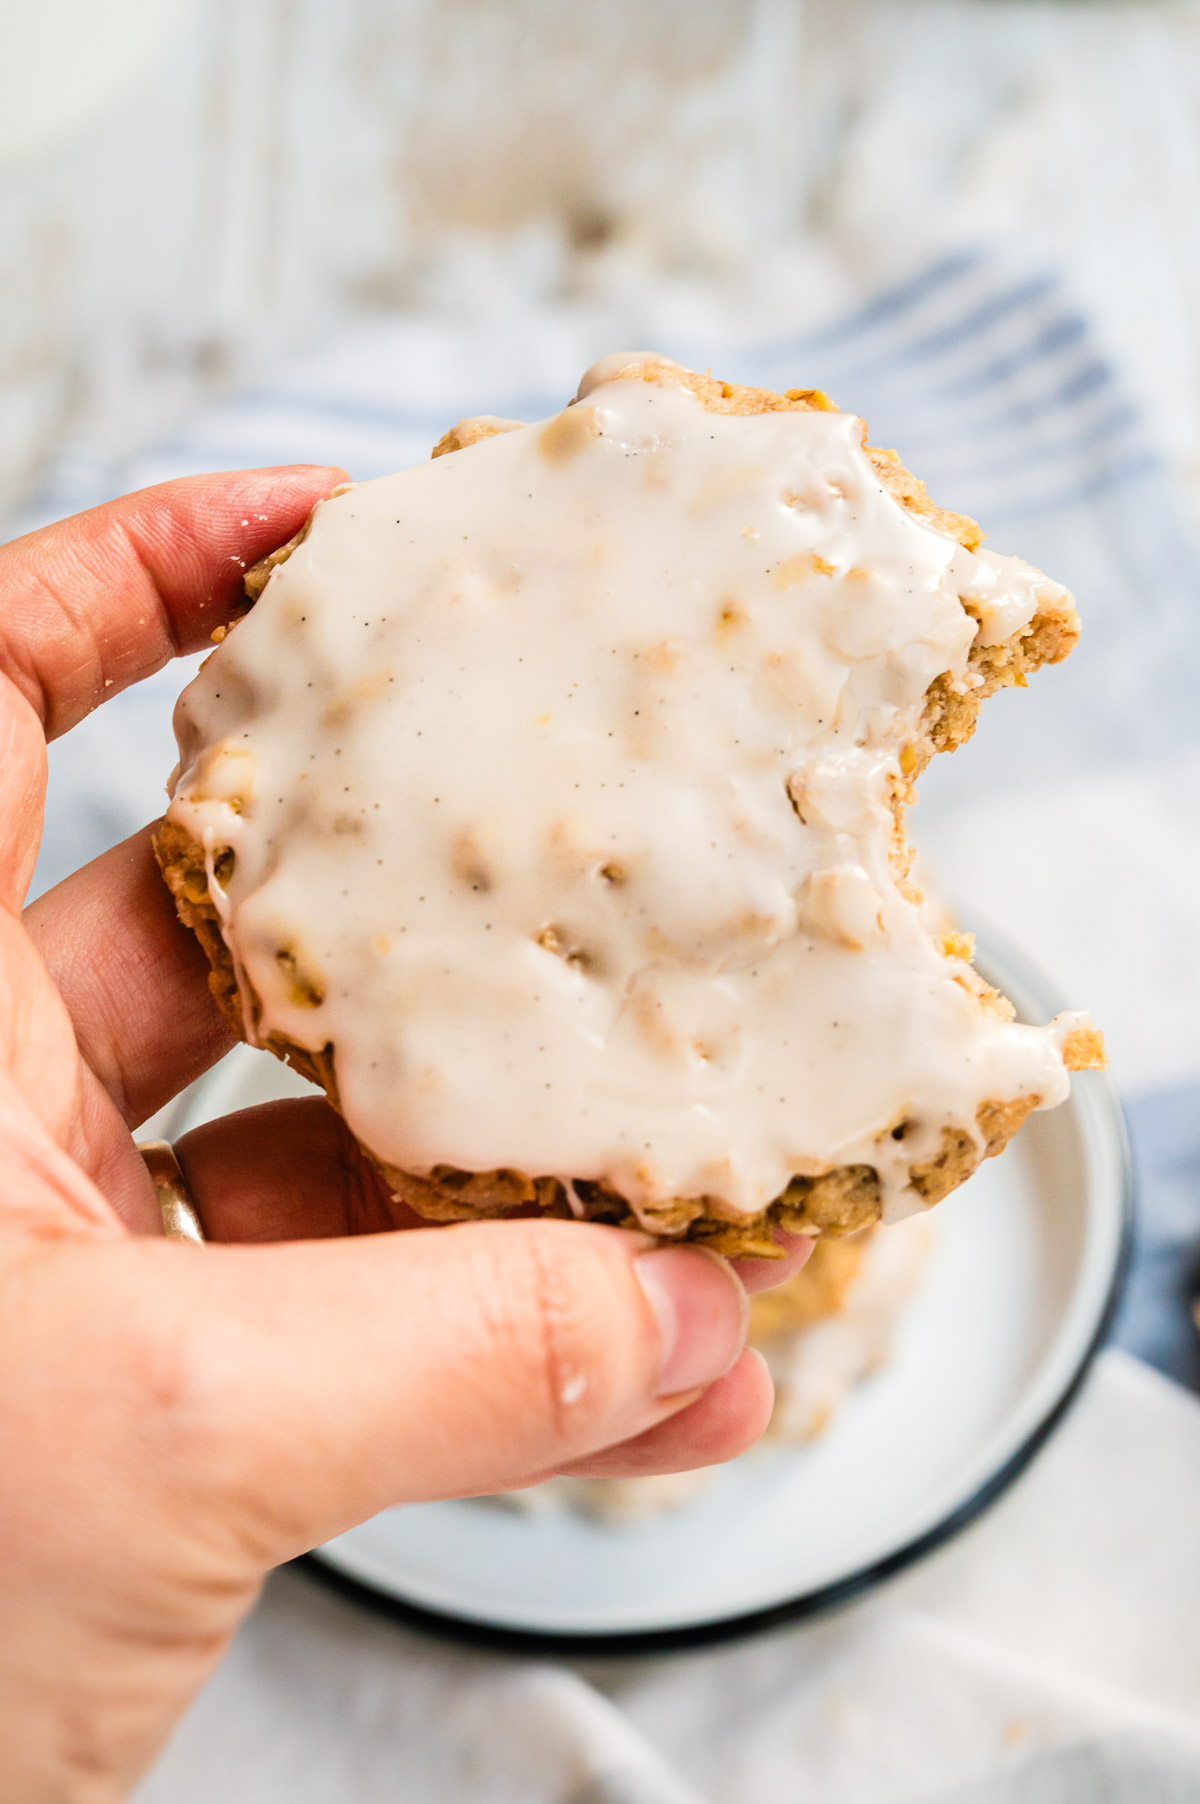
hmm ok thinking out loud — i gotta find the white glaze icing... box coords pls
[167,356,1088,1224]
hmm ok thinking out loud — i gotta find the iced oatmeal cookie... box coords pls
[157,354,1103,1258]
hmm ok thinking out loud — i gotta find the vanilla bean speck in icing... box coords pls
[166,355,1094,1227]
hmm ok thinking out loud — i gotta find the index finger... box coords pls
[0,466,346,741]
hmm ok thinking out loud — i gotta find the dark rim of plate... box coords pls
[298,1054,1134,1659]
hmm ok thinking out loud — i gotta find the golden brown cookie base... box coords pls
[157,364,1101,1258]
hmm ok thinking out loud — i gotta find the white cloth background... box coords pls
[131,1357,1200,1802]
[14,255,1200,1799]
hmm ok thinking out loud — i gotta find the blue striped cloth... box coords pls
[21,250,1200,1390]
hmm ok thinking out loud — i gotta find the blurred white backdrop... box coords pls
[0,0,185,169]
[6,0,1200,538]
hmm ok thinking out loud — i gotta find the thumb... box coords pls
[82,1217,752,1567]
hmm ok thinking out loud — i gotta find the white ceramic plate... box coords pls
[164,929,1131,1653]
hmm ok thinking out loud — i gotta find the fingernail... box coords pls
[634,1245,750,1396]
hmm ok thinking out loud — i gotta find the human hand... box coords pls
[0,470,810,1800]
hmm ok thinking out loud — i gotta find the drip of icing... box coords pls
[167,357,1088,1224]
